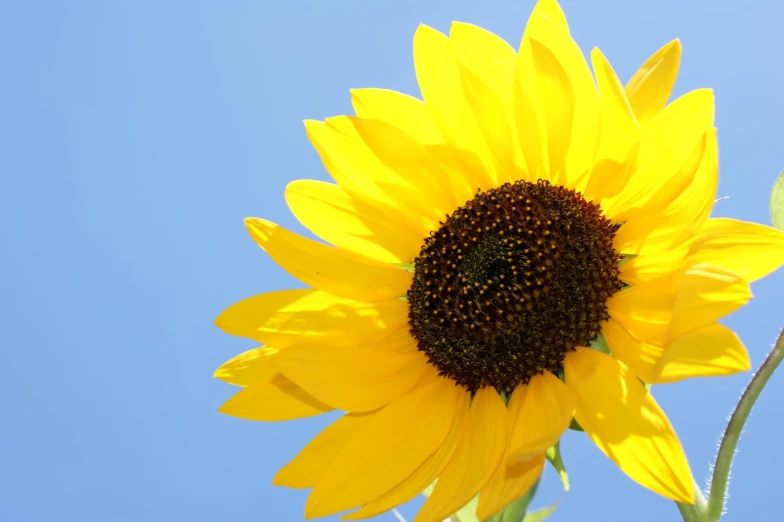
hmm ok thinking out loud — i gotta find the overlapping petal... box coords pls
[215,289,408,348]
[565,348,694,503]
[414,387,509,522]
[508,372,575,461]
[686,218,784,282]
[305,377,464,518]
[271,334,433,412]
[477,387,546,520]
[245,217,411,302]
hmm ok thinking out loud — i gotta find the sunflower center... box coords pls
[407,180,624,392]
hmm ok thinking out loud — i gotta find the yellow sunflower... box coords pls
[214,0,784,520]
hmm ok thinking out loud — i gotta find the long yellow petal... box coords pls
[305,377,463,518]
[215,289,408,348]
[686,218,784,283]
[638,129,718,252]
[213,346,279,386]
[584,48,639,203]
[618,247,688,287]
[478,455,544,521]
[607,262,751,344]
[349,87,480,205]
[565,348,694,503]
[285,179,420,264]
[600,318,663,384]
[305,117,447,232]
[271,338,433,412]
[625,40,682,125]
[606,90,713,222]
[612,129,709,253]
[654,323,751,384]
[508,371,575,461]
[350,88,443,145]
[218,373,332,421]
[414,387,509,522]
[511,0,567,182]
[245,218,411,302]
[449,22,521,181]
[669,263,751,339]
[524,10,598,189]
[274,413,373,488]
[413,24,497,188]
[342,392,470,520]
[476,386,545,521]
[349,116,462,217]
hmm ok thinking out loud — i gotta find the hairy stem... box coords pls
[706,329,784,521]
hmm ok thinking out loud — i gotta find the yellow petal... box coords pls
[218,373,332,421]
[213,346,279,386]
[348,116,462,218]
[607,262,751,344]
[413,24,498,189]
[305,117,445,232]
[565,348,694,503]
[342,393,470,520]
[274,413,373,488]
[669,263,752,339]
[215,289,408,348]
[305,377,464,518]
[687,218,784,283]
[625,40,682,125]
[478,455,544,521]
[509,372,575,461]
[271,339,433,412]
[350,88,443,145]
[654,323,751,384]
[612,129,709,253]
[606,90,714,221]
[511,0,567,182]
[449,22,521,181]
[414,387,509,522]
[245,218,411,302]
[524,10,598,189]
[584,48,639,203]
[476,386,545,521]
[618,247,688,287]
[285,179,419,264]
[600,318,663,384]
[638,129,718,251]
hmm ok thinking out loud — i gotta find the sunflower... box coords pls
[214,0,784,520]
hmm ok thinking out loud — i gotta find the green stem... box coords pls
[676,482,708,522]
[704,328,784,521]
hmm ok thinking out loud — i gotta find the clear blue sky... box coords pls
[2,1,783,521]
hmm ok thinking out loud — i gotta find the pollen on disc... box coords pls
[407,179,624,392]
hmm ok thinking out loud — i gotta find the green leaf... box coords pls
[568,417,584,431]
[545,442,569,492]
[770,170,784,230]
[522,502,559,522]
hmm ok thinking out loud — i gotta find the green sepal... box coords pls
[770,170,784,230]
[522,503,559,522]
[545,442,569,492]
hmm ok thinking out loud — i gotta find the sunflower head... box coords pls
[214,0,784,520]
[408,179,623,392]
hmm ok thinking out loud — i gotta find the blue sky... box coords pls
[2,1,783,521]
